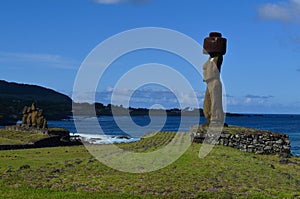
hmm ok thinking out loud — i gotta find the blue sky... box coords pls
[0,0,300,114]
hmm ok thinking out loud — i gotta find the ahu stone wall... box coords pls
[191,125,291,155]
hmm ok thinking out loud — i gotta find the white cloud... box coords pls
[226,98,238,106]
[92,0,149,4]
[245,97,252,104]
[258,0,300,23]
[0,51,78,70]
[245,94,273,99]
[244,94,273,106]
[73,87,203,109]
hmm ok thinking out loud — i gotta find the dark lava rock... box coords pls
[279,152,291,158]
[51,168,60,173]
[279,159,297,165]
[19,165,30,170]
[268,164,275,169]
[117,136,130,139]
[6,168,13,173]
[74,160,83,165]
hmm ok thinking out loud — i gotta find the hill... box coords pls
[0,80,72,125]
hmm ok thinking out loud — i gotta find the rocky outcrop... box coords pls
[33,135,81,148]
[2,126,82,150]
[0,137,82,150]
[191,125,291,156]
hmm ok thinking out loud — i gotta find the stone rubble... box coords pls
[191,125,291,155]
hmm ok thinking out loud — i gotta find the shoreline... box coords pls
[2,114,300,156]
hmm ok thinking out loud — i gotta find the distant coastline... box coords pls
[0,79,249,126]
[1,79,291,128]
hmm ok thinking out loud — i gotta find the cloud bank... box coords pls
[0,51,78,70]
[257,0,300,23]
[73,87,205,109]
[73,89,300,114]
[245,94,273,99]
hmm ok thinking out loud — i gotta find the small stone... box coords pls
[268,164,275,169]
[283,145,290,150]
[279,153,291,158]
[74,160,83,165]
[264,146,272,150]
[279,159,290,164]
[219,139,224,145]
[65,163,73,167]
[6,168,13,173]
[285,140,291,145]
[19,165,30,170]
[275,139,283,144]
[51,168,60,173]
[224,139,229,146]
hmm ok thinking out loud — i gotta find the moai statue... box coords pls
[31,103,36,111]
[42,118,48,129]
[26,106,32,127]
[37,109,47,129]
[30,103,38,128]
[21,106,28,127]
[37,109,43,128]
[202,32,227,126]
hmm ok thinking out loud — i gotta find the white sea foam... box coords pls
[74,133,140,144]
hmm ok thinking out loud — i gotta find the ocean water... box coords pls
[46,114,300,156]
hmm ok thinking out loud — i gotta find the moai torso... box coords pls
[203,56,221,82]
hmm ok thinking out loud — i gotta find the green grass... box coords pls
[0,129,49,145]
[0,132,300,198]
[117,131,176,152]
[191,125,277,135]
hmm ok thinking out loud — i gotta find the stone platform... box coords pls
[191,125,291,156]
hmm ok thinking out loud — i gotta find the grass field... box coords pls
[0,131,300,198]
[0,129,49,145]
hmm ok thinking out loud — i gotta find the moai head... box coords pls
[203,32,227,57]
[22,106,28,114]
[38,109,43,117]
[31,103,36,111]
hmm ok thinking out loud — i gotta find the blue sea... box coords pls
[46,114,300,156]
